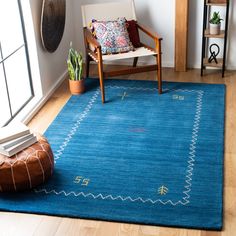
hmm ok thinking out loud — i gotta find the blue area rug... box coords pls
[0,79,225,230]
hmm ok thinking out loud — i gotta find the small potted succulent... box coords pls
[67,43,85,94]
[209,11,223,35]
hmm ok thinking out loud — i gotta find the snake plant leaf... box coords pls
[67,44,83,81]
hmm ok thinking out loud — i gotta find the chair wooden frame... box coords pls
[83,8,162,103]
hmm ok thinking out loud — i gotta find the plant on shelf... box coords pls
[209,12,223,35]
[67,42,85,94]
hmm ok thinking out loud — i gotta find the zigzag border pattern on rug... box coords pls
[54,88,100,161]
[34,189,189,206]
[35,85,204,206]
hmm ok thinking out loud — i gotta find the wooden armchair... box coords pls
[81,0,162,103]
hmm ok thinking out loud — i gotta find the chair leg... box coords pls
[133,57,138,67]
[156,53,162,94]
[97,60,105,103]
[155,38,162,94]
[85,54,90,78]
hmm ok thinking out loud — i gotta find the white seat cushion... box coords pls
[102,47,156,61]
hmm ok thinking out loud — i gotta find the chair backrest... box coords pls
[81,0,137,28]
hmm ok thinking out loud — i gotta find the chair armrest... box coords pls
[83,27,101,48]
[137,23,162,41]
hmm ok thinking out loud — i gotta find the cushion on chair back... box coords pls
[81,0,137,27]
[126,20,142,48]
[91,17,134,55]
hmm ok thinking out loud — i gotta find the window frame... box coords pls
[0,0,35,126]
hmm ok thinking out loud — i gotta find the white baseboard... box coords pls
[90,59,174,68]
[189,63,236,70]
[227,64,236,70]
[23,70,68,124]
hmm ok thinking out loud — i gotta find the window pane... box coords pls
[0,64,11,127]
[4,47,32,114]
[0,0,24,59]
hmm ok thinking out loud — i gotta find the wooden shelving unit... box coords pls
[204,29,225,38]
[203,57,223,67]
[206,3,227,6]
[206,0,227,6]
[201,0,230,77]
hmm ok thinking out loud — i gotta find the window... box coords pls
[0,0,34,127]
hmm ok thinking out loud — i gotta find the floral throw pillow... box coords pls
[91,17,134,55]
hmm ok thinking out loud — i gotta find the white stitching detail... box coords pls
[34,189,189,206]
[25,162,32,189]
[54,89,100,160]
[10,165,17,191]
[41,144,53,175]
[182,90,204,204]
[35,152,45,182]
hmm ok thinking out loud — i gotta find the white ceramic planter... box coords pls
[209,23,221,35]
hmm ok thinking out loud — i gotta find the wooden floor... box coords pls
[1,66,236,236]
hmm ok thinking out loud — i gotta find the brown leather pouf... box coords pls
[0,135,54,192]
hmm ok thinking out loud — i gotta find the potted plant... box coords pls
[67,43,85,94]
[209,11,223,35]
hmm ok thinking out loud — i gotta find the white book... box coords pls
[0,122,30,144]
[0,135,37,157]
[0,133,34,150]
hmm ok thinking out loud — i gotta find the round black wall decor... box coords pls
[41,0,66,53]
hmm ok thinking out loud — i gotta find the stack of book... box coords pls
[0,122,37,157]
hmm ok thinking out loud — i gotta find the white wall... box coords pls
[188,0,204,69]
[225,0,236,70]
[29,0,76,96]
[135,0,175,67]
